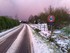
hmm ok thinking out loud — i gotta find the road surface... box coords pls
[0,26,23,53]
[0,24,32,53]
[15,26,31,53]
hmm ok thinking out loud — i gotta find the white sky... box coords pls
[0,0,70,20]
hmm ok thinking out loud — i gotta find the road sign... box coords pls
[47,15,55,36]
[47,15,55,22]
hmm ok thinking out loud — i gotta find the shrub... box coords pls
[0,16,20,32]
[34,28,41,33]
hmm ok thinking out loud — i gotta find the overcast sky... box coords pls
[0,0,70,20]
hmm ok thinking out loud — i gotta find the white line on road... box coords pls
[0,24,23,45]
[27,25,34,53]
[6,24,26,53]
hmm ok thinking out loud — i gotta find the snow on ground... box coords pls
[30,23,48,31]
[32,35,53,53]
[53,30,62,34]
[0,24,23,36]
[39,31,51,38]
[29,24,61,53]
[30,23,51,38]
[30,24,70,53]
[31,28,61,53]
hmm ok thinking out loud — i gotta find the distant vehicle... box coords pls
[20,21,28,23]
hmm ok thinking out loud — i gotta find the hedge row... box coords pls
[0,16,20,32]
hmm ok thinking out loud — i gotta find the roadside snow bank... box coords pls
[0,24,23,36]
[30,24,70,53]
[32,35,53,53]
[30,24,51,38]
[29,25,61,53]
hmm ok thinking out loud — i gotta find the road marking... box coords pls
[6,25,26,53]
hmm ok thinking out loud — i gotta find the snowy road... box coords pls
[0,24,23,53]
[0,24,33,53]
[0,24,67,53]
[6,24,33,53]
